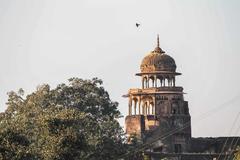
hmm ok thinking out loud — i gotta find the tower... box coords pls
[125,36,191,153]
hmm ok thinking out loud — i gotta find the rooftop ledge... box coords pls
[136,71,181,76]
[123,87,185,97]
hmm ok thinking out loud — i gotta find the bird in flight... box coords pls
[136,23,140,27]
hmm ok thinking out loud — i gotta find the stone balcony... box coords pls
[127,86,184,95]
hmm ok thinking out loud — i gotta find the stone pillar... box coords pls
[134,100,137,115]
[152,97,156,115]
[128,97,132,115]
[146,105,149,115]
[154,75,157,87]
[147,76,149,88]
[142,103,145,115]
[148,105,150,115]
[151,103,154,115]
[146,101,149,115]
[173,77,176,87]
[138,97,141,115]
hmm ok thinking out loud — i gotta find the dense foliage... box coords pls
[234,146,240,160]
[0,78,130,160]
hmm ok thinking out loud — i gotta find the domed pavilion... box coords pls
[124,35,240,160]
[125,35,191,153]
[137,35,181,90]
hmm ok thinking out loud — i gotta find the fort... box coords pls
[124,35,240,160]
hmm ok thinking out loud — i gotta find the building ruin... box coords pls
[124,36,240,160]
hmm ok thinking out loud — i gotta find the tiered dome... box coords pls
[140,38,176,73]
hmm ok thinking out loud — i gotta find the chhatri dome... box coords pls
[140,35,177,73]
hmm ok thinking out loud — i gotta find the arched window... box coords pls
[142,102,148,115]
[144,77,147,88]
[132,98,138,115]
[148,76,154,88]
[149,102,154,115]
[172,103,178,114]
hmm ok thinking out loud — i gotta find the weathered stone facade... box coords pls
[125,36,191,153]
[124,36,240,159]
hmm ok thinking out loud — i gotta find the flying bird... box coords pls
[136,23,140,27]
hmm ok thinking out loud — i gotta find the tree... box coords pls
[234,146,240,160]
[0,129,34,160]
[0,78,126,160]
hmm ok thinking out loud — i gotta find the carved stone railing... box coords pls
[129,87,183,94]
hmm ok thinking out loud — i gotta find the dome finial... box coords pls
[154,34,164,53]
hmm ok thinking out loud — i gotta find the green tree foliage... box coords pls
[234,146,240,160]
[0,78,126,160]
[120,133,144,160]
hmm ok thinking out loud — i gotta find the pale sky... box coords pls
[0,0,240,137]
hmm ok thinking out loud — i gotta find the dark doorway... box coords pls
[174,144,182,153]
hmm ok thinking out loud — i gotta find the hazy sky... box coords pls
[0,0,240,137]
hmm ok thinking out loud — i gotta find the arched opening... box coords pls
[159,78,163,87]
[141,96,154,115]
[149,104,152,115]
[168,77,173,87]
[143,77,148,89]
[165,76,171,87]
[165,78,169,87]
[150,102,154,115]
[172,103,178,114]
[173,77,176,87]
[163,78,166,87]
[148,76,154,88]
[132,98,138,115]
[142,102,148,115]
[168,78,171,87]
[155,78,159,87]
